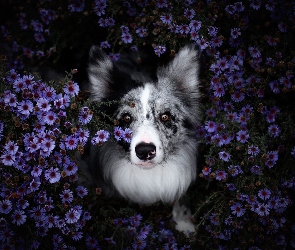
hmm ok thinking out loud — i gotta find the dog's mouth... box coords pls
[135,161,156,169]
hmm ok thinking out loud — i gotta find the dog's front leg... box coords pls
[172,202,195,237]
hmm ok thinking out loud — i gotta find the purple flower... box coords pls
[251,165,261,175]
[0,200,12,214]
[43,111,57,125]
[255,203,270,216]
[63,81,79,97]
[91,130,110,144]
[231,91,245,102]
[230,202,245,217]
[156,0,168,8]
[215,170,228,181]
[34,33,45,43]
[205,121,216,133]
[136,27,148,37]
[122,128,132,143]
[160,14,172,24]
[236,130,249,143]
[65,208,81,224]
[60,189,74,203]
[189,20,202,31]
[228,165,243,176]
[100,41,111,48]
[184,8,195,19]
[44,167,61,183]
[218,151,231,162]
[0,152,15,166]
[75,129,90,145]
[64,135,78,150]
[258,188,272,200]
[268,124,280,137]
[37,97,51,111]
[114,126,124,141]
[11,210,27,225]
[248,145,260,156]
[154,45,166,57]
[202,166,211,175]
[17,100,33,115]
[248,46,261,58]
[76,186,88,198]
[226,183,236,191]
[278,22,287,32]
[4,92,17,107]
[121,32,133,43]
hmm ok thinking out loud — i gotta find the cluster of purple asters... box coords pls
[0,69,133,248]
[1,0,295,248]
[106,213,191,250]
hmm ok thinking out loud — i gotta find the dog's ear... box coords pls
[157,44,200,99]
[87,46,113,101]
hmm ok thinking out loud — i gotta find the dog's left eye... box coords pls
[122,113,132,123]
[160,112,170,122]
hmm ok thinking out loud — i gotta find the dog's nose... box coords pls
[135,143,156,161]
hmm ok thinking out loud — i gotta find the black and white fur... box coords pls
[78,45,200,233]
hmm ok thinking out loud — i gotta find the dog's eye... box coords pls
[160,112,170,122]
[122,113,132,123]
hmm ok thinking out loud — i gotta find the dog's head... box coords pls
[87,45,200,203]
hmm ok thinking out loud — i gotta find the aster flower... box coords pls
[156,0,168,8]
[17,100,34,115]
[248,145,260,156]
[228,165,243,176]
[205,121,216,133]
[44,167,61,183]
[189,20,202,31]
[218,151,231,162]
[34,33,45,43]
[122,128,132,143]
[226,183,236,191]
[255,203,270,216]
[202,166,211,175]
[184,8,195,19]
[258,188,272,200]
[154,45,166,57]
[114,126,124,141]
[248,46,261,58]
[121,32,133,44]
[64,135,78,150]
[236,130,249,143]
[231,91,245,102]
[4,92,17,107]
[11,210,27,225]
[160,14,172,25]
[230,202,245,217]
[60,189,74,203]
[0,152,16,166]
[268,124,280,137]
[37,97,51,112]
[136,27,148,37]
[91,130,110,144]
[215,170,228,181]
[65,208,81,224]
[63,81,79,97]
[76,186,88,198]
[43,111,57,125]
[63,161,78,176]
[0,200,12,214]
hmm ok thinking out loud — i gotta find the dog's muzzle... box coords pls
[135,142,156,161]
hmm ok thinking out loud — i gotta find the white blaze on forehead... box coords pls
[140,84,151,117]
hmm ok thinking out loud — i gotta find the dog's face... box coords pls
[86,45,200,204]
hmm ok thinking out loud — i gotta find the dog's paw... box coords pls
[172,202,195,237]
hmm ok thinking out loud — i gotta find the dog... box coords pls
[78,44,201,234]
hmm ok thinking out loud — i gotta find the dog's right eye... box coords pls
[122,113,132,123]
